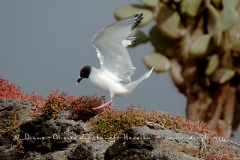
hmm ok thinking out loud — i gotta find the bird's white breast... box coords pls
[88,67,129,96]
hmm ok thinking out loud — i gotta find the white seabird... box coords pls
[77,13,153,109]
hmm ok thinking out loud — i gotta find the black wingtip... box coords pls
[131,13,144,30]
[132,37,141,44]
[126,37,141,45]
[135,13,143,17]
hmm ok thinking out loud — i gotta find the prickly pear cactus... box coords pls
[114,0,240,138]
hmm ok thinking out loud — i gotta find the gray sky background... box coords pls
[0,1,239,142]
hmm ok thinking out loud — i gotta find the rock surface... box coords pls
[0,99,240,160]
[106,126,206,159]
[0,99,33,130]
[68,140,114,160]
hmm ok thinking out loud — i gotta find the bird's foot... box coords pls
[93,101,112,110]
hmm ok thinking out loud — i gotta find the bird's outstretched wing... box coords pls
[91,13,143,84]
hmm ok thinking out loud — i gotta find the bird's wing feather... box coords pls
[91,13,143,84]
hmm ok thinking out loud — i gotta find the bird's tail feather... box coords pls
[124,67,153,93]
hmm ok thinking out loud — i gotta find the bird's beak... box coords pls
[76,77,83,84]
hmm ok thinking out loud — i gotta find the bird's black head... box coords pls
[77,65,91,84]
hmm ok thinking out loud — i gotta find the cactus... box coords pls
[143,52,171,72]
[114,0,240,138]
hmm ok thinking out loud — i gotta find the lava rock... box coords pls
[21,112,87,154]
[105,126,240,159]
[68,139,114,160]
[0,99,33,130]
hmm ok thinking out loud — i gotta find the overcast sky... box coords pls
[0,1,239,142]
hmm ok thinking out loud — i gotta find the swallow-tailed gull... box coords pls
[77,13,153,109]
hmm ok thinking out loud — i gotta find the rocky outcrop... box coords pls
[0,99,33,129]
[0,99,240,160]
[68,139,114,160]
[0,99,33,159]
[105,126,239,159]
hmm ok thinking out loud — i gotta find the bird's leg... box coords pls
[93,98,112,110]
